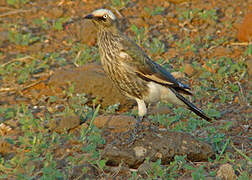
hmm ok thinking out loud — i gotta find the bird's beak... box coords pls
[84,14,94,19]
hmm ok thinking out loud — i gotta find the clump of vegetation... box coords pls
[0,0,251,179]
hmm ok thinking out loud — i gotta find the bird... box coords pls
[84,9,211,134]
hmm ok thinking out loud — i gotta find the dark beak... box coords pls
[84,14,94,19]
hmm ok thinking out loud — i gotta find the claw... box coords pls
[121,116,144,147]
[135,116,143,132]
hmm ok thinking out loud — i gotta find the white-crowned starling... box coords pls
[84,9,211,133]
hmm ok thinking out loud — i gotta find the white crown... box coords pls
[92,9,116,20]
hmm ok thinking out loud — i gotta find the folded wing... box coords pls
[120,36,192,95]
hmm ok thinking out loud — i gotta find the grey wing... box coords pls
[119,36,192,95]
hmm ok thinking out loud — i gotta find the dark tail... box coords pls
[170,88,211,121]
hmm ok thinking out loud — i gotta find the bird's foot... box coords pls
[121,116,144,147]
[135,116,144,131]
[148,122,159,132]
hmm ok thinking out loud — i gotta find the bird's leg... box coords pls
[122,99,146,146]
[134,115,144,133]
[146,103,153,130]
[124,116,143,147]
[135,98,147,131]
[129,99,146,141]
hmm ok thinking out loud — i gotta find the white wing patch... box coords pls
[119,51,129,58]
[92,9,116,20]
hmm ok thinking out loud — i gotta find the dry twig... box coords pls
[1,56,34,67]
[0,9,34,18]
[230,42,252,46]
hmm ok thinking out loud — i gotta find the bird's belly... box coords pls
[103,63,148,99]
[145,82,161,103]
[145,82,185,107]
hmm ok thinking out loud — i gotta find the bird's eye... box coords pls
[103,14,108,19]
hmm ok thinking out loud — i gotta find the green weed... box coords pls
[178,8,218,22]
[176,37,197,53]
[144,6,165,16]
[131,24,146,44]
[145,37,165,56]
[244,44,252,56]
[33,17,50,30]
[70,43,99,66]
[111,0,130,8]
[8,29,40,46]
[53,17,69,31]
[6,0,30,7]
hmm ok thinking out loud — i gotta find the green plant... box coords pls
[145,37,165,56]
[198,9,218,21]
[167,155,187,178]
[111,0,130,8]
[237,172,250,180]
[6,0,30,7]
[33,17,50,30]
[205,126,229,155]
[176,37,197,53]
[151,6,165,16]
[191,165,207,179]
[178,8,200,21]
[144,6,165,16]
[53,17,69,31]
[0,107,17,121]
[70,43,99,66]
[244,44,252,56]
[131,24,146,44]
[41,152,64,179]
[178,8,217,22]
[8,29,40,46]
[105,103,120,114]
[0,54,49,84]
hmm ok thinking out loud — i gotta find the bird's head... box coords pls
[84,9,117,29]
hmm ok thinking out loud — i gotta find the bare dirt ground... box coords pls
[0,0,251,179]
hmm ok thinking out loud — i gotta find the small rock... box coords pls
[70,164,97,179]
[47,63,135,111]
[134,146,147,157]
[163,1,170,8]
[184,63,195,77]
[93,115,136,133]
[27,42,43,52]
[209,47,232,58]
[237,12,252,42]
[225,7,234,18]
[49,115,80,133]
[166,48,178,59]
[171,71,185,79]
[148,106,172,115]
[50,7,64,18]
[0,139,13,156]
[217,164,237,180]
[0,31,9,43]
[66,20,97,46]
[205,26,216,35]
[103,130,214,168]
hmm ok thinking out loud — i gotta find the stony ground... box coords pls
[0,0,251,179]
